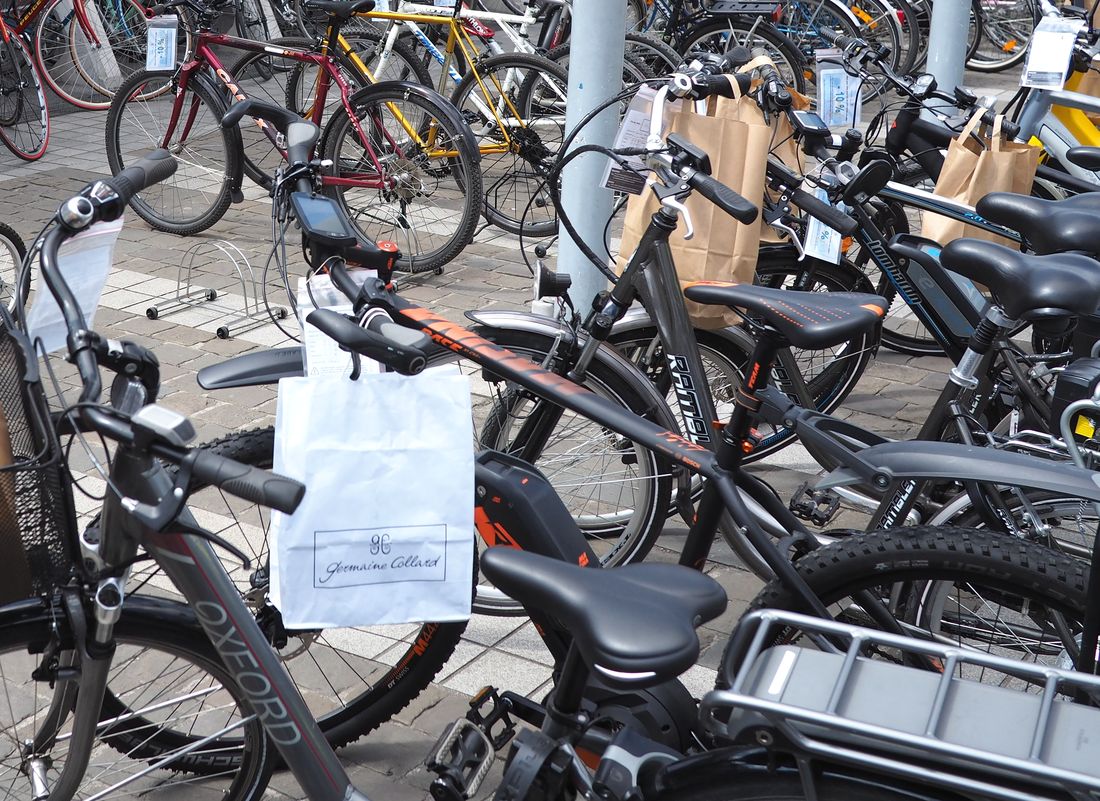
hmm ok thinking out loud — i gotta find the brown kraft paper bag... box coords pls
[921,112,1041,246]
[617,78,773,329]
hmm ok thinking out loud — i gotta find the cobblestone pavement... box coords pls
[0,64,1016,799]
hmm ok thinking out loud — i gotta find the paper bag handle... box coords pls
[990,114,1004,151]
[958,109,986,145]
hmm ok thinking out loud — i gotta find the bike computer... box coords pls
[291,192,357,249]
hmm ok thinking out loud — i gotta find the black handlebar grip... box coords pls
[817,26,858,50]
[192,449,305,514]
[693,72,751,99]
[688,172,758,224]
[306,309,427,375]
[789,187,858,236]
[364,314,432,352]
[327,261,362,302]
[106,150,177,213]
[719,45,752,71]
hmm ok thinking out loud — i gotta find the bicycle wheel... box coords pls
[448,52,568,238]
[0,222,27,314]
[420,325,673,614]
[545,42,655,83]
[0,600,271,799]
[678,17,806,94]
[154,426,469,749]
[36,0,183,111]
[844,0,904,72]
[106,69,241,235]
[235,0,272,40]
[749,526,1089,686]
[967,0,1037,74]
[0,32,48,161]
[320,81,483,273]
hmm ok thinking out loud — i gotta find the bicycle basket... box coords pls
[0,306,76,605]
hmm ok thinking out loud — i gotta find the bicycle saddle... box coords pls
[681,282,887,350]
[1067,146,1100,171]
[975,191,1100,255]
[940,239,1100,320]
[479,548,726,686]
[300,0,375,18]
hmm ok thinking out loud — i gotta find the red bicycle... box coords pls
[0,17,48,159]
[105,0,482,273]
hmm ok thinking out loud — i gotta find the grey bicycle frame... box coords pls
[1015,85,1100,187]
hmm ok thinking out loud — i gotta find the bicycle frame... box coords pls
[1015,70,1100,187]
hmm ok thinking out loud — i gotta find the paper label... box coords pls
[26,218,122,354]
[1022,16,1084,89]
[802,186,842,264]
[145,16,178,72]
[297,274,380,377]
[816,49,861,127]
[602,86,665,194]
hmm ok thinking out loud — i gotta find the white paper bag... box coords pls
[270,370,474,628]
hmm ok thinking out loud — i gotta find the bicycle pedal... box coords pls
[426,718,496,801]
[467,686,517,750]
[789,481,841,526]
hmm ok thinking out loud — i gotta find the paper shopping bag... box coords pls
[270,370,474,628]
[920,113,1040,245]
[618,78,773,329]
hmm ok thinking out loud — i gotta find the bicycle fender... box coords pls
[819,440,1100,504]
[196,69,245,200]
[463,309,680,434]
[0,594,201,631]
[197,347,303,389]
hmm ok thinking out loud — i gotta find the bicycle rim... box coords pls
[0,33,48,161]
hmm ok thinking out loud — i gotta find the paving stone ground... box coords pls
[0,63,1015,799]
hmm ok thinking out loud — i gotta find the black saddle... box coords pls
[1067,146,1100,171]
[976,191,1100,255]
[479,548,726,686]
[940,239,1100,320]
[301,0,375,18]
[681,282,887,349]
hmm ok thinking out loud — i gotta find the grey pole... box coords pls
[548,0,626,311]
[925,0,971,100]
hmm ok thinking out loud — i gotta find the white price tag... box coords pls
[296,274,379,377]
[145,15,178,72]
[816,49,861,128]
[1021,16,1084,89]
[802,186,842,265]
[27,218,122,354]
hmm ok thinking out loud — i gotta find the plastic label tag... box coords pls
[145,15,178,72]
[816,49,861,127]
[802,186,842,264]
[27,218,122,354]
[296,274,379,377]
[602,86,670,195]
[1021,16,1084,89]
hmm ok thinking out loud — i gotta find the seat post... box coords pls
[718,326,783,471]
[543,644,590,739]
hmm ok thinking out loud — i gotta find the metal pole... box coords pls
[925,0,971,100]
[548,0,626,312]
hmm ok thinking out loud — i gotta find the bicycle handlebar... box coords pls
[788,186,858,236]
[306,309,428,375]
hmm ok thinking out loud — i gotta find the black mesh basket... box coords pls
[0,307,77,604]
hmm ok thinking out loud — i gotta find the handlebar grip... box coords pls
[817,25,859,50]
[693,72,751,99]
[106,150,177,212]
[687,172,758,224]
[306,308,427,375]
[191,449,305,515]
[789,187,858,236]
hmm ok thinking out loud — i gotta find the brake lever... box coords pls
[662,194,693,239]
[763,206,805,259]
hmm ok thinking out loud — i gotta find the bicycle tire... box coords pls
[236,0,272,41]
[174,426,470,749]
[0,31,48,161]
[320,80,483,273]
[748,526,1089,682]
[0,599,271,798]
[966,0,1037,74]
[448,51,568,238]
[678,17,807,94]
[876,0,919,75]
[0,221,28,314]
[844,0,904,72]
[624,30,682,76]
[544,42,655,83]
[106,69,241,235]
[421,325,673,615]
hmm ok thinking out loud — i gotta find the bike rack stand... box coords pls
[144,240,287,339]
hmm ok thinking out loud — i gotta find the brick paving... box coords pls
[0,62,1016,799]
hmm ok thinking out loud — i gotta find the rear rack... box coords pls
[702,609,1100,801]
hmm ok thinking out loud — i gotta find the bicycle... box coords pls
[105,0,483,275]
[0,17,49,160]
